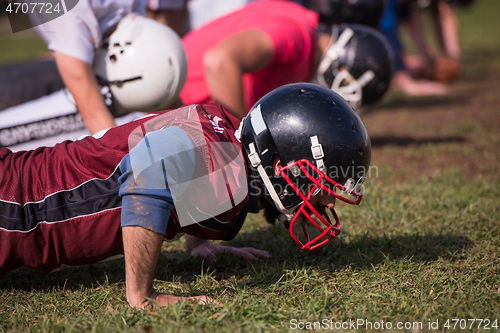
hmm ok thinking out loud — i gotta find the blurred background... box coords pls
[1,0,498,177]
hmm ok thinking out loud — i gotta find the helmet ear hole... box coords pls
[109,55,117,63]
[273,155,281,176]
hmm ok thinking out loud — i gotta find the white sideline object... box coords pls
[0,89,144,152]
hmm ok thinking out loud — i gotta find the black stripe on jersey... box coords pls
[0,171,122,232]
[220,207,247,241]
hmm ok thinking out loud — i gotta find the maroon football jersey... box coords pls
[0,104,248,273]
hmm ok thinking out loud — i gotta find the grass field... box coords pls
[1,0,499,332]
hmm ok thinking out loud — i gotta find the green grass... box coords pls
[0,14,48,65]
[458,0,500,49]
[0,35,47,65]
[1,172,499,332]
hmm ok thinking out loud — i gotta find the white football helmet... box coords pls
[94,14,187,116]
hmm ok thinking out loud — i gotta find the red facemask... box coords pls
[279,159,365,250]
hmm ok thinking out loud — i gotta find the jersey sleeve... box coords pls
[33,2,98,64]
[118,126,196,234]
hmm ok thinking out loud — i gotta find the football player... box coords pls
[0,14,187,152]
[30,1,187,135]
[179,0,394,120]
[0,83,371,309]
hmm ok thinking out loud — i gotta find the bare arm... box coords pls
[122,226,218,308]
[54,52,116,134]
[432,0,460,59]
[203,29,273,120]
[401,8,436,60]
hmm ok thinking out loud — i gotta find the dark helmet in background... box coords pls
[238,83,371,250]
[411,0,476,9]
[448,0,475,7]
[312,0,386,29]
[316,24,394,110]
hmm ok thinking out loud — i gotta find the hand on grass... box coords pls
[393,70,448,96]
[185,235,271,262]
[143,292,221,308]
[192,242,271,262]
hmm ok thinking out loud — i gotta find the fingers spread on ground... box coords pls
[243,248,271,259]
[191,296,221,306]
[235,249,258,260]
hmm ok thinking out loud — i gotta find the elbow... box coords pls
[203,48,233,77]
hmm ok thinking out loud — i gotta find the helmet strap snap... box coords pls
[310,136,325,172]
[247,143,295,220]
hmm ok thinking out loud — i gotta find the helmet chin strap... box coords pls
[316,26,376,109]
[310,136,325,172]
[246,136,327,222]
[247,143,295,220]
[317,27,354,87]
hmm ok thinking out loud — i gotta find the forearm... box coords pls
[405,11,434,60]
[122,226,163,308]
[77,92,116,135]
[54,52,116,134]
[118,128,220,308]
[433,1,460,59]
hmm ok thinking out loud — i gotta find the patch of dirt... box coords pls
[360,70,500,182]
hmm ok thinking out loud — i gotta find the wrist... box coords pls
[127,286,155,309]
[185,234,210,253]
[142,291,184,308]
